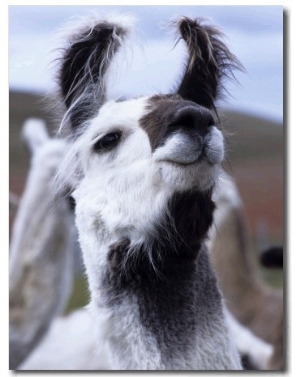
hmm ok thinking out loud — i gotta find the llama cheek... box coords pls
[74,194,112,263]
[123,130,152,162]
[205,127,224,165]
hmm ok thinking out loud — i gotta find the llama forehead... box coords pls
[89,94,188,143]
[74,96,154,182]
[90,97,150,136]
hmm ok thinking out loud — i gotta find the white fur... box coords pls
[208,171,243,245]
[225,308,273,370]
[56,12,136,44]
[153,125,223,192]
[208,171,283,370]
[19,308,110,370]
[10,119,75,369]
[11,116,274,370]
[21,118,49,154]
[52,14,242,371]
[205,126,224,164]
[68,97,225,294]
[62,96,240,369]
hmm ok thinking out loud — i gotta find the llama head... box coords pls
[55,14,241,258]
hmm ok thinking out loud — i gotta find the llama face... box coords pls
[70,93,223,245]
[141,94,224,190]
[74,93,223,190]
[55,14,240,269]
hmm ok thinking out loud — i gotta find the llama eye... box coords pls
[93,131,122,152]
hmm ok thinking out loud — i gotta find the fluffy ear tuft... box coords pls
[57,15,133,132]
[175,17,243,111]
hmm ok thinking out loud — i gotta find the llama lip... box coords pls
[153,132,203,166]
[157,151,214,167]
[156,149,203,166]
[158,158,200,167]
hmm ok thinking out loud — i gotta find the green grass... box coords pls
[65,275,90,314]
[260,267,284,289]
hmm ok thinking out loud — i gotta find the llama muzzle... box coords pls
[153,102,223,166]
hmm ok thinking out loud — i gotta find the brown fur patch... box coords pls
[140,94,213,151]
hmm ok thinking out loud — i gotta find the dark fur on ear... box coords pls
[58,17,131,132]
[176,17,243,111]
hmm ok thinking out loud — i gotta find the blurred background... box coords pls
[9,5,283,311]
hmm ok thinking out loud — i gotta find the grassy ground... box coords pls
[9,90,284,311]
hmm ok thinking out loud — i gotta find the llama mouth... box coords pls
[158,156,209,168]
[154,127,224,167]
[157,155,217,193]
[158,156,197,165]
[157,148,215,167]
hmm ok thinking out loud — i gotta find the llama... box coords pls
[13,120,272,371]
[9,192,19,212]
[52,14,243,370]
[10,119,277,370]
[209,172,283,369]
[9,119,75,369]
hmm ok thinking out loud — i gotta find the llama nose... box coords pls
[169,104,215,136]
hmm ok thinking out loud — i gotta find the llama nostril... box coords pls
[170,113,196,129]
[170,105,215,133]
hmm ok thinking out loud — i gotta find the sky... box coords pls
[6,5,300,376]
[9,5,283,122]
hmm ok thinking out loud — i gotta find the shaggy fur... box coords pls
[209,172,283,369]
[55,14,243,370]
[9,119,75,369]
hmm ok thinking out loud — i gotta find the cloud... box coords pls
[8,5,283,122]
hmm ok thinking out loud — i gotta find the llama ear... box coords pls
[176,17,242,110]
[58,16,131,131]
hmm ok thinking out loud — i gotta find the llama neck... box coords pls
[103,189,216,291]
[86,190,240,369]
[103,245,227,369]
